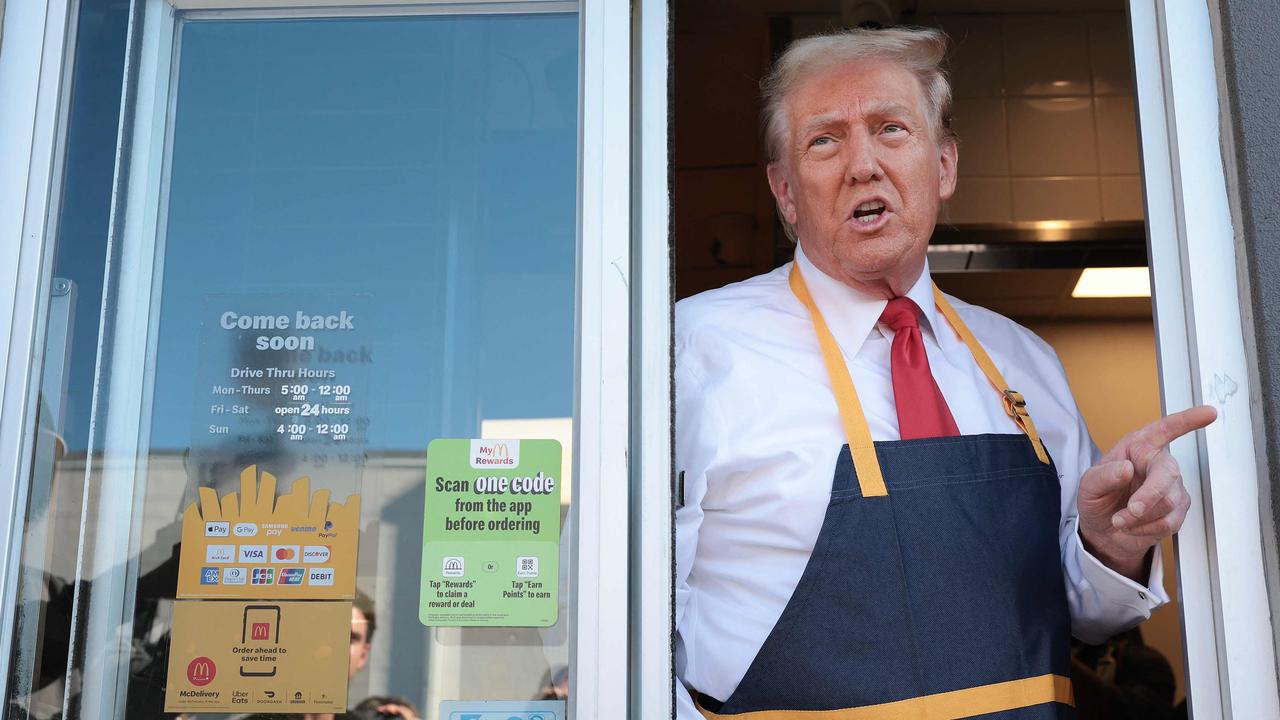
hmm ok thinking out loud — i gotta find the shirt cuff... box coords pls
[1075,517,1170,614]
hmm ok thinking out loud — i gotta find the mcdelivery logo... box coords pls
[470,439,520,468]
[187,656,216,686]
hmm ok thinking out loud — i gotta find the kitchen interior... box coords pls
[673,0,1185,707]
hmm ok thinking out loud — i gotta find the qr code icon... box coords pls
[516,556,539,578]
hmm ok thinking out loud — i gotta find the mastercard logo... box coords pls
[272,546,298,562]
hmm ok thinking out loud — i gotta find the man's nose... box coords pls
[844,132,881,183]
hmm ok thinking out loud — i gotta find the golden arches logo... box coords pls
[490,443,511,461]
[187,657,216,686]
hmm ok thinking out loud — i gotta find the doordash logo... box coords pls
[470,439,519,468]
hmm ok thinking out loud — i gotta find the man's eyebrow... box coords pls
[864,101,918,119]
[797,112,845,136]
[796,103,920,137]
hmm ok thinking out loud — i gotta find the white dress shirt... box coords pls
[674,244,1167,718]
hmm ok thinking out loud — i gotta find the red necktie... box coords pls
[880,297,961,440]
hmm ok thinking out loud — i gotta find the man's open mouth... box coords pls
[851,200,887,225]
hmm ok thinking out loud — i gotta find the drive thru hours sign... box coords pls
[420,439,562,627]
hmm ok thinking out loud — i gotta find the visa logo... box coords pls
[204,521,230,537]
[205,545,234,563]
[277,568,305,585]
[199,567,220,585]
[239,545,267,562]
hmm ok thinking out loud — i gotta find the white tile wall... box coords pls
[944,16,1005,98]
[933,12,1144,225]
[1007,98,1098,176]
[952,97,1009,176]
[1003,17,1092,97]
[1089,16,1136,95]
[945,177,1013,225]
[1100,176,1144,221]
[1095,95,1140,175]
[1012,177,1102,222]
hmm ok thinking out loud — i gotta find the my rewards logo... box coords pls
[470,439,519,468]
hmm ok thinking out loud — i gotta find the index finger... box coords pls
[1130,405,1218,450]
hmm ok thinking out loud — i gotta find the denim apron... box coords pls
[695,264,1075,719]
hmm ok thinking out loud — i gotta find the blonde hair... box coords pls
[761,26,954,164]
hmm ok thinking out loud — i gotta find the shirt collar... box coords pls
[793,242,944,354]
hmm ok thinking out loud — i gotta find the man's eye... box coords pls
[810,136,833,147]
[882,123,906,134]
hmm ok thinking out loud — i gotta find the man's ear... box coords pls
[766,162,799,226]
[938,138,958,201]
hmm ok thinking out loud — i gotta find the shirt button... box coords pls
[1139,592,1146,600]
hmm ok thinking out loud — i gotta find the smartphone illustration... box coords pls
[240,605,281,677]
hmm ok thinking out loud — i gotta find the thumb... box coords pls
[1081,459,1135,502]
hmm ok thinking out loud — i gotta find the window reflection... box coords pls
[9,11,579,720]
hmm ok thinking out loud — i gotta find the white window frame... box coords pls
[0,0,80,697]
[0,0,641,717]
[1129,0,1280,717]
[629,0,673,718]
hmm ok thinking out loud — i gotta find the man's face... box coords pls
[350,606,370,679]
[767,58,957,295]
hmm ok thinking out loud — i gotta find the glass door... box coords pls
[4,0,617,717]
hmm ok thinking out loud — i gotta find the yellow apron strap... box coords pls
[694,672,1074,720]
[789,265,887,498]
[931,284,1051,466]
[788,264,1051,498]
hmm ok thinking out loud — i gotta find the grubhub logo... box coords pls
[187,657,216,686]
[470,439,519,468]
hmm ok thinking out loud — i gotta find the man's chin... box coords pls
[832,240,926,291]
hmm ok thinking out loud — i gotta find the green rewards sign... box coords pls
[420,438,561,627]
